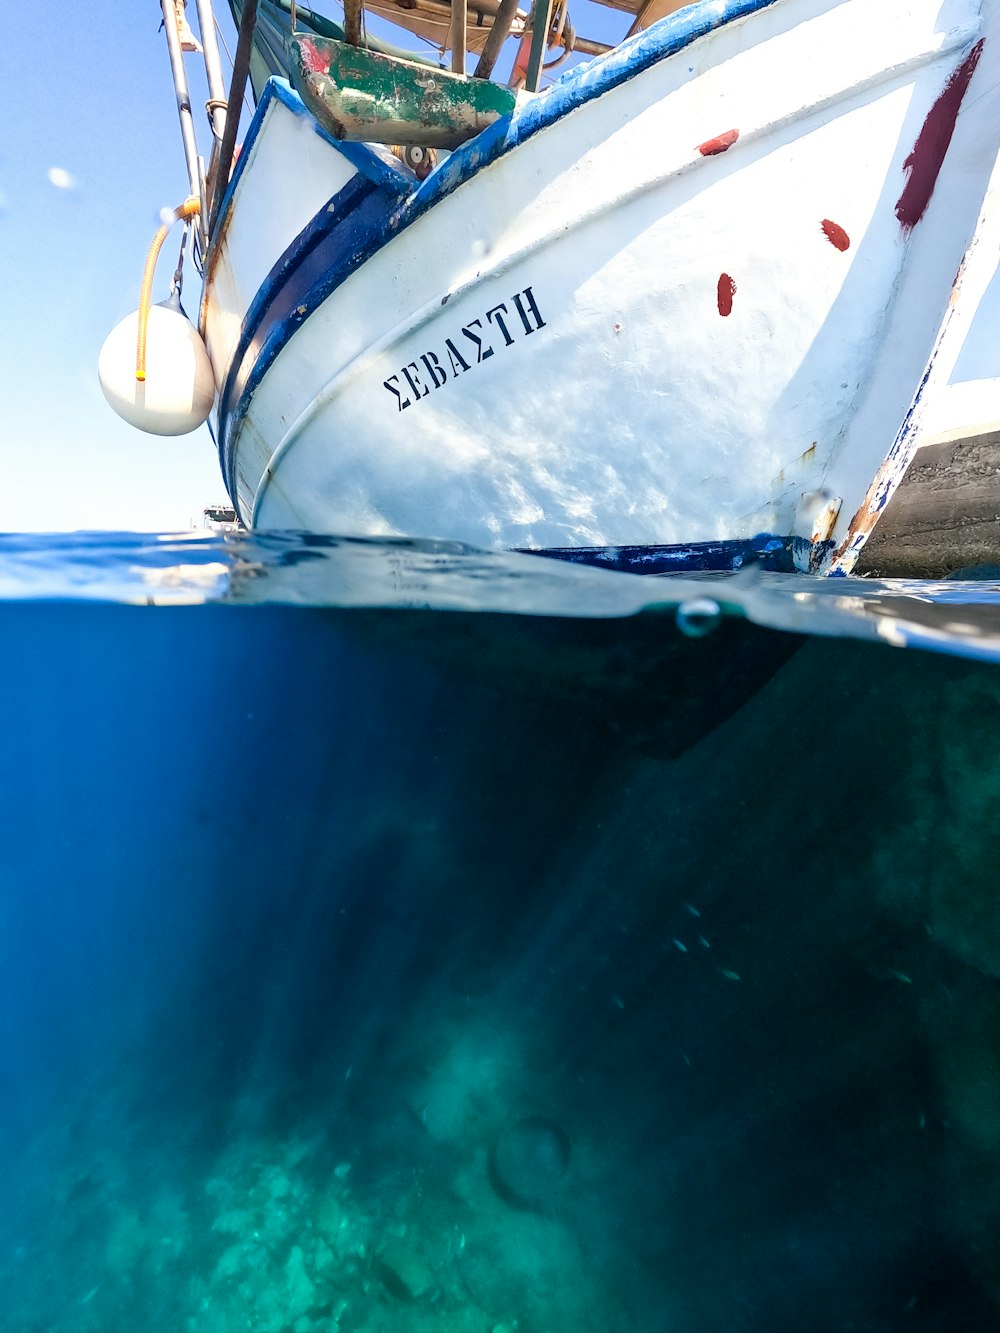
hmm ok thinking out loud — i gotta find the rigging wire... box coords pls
[214,14,257,114]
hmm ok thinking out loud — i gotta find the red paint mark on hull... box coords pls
[697,128,740,156]
[821,219,850,251]
[298,37,332,76]
[717,274,736,317]
[896,40,984,229]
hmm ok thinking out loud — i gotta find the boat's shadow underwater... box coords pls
[340,604,803,758]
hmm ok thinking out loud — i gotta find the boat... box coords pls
[99,0,1000,576]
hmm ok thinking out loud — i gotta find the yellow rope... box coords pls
[136,196,201,382]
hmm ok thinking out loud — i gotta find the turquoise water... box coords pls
[3,532,1000,1331]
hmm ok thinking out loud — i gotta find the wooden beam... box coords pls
[473,0,521,78]
[450,0,468,72]
[344,0,363,46]
[208,0,258,239]
[626,0,691,37]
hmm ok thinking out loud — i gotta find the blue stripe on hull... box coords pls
[218,175,406,503]
[527,534,796,575]
[203,77,409,308]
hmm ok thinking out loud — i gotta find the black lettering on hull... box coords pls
[383,287,546,410]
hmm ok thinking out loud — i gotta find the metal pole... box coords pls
[159,0,202,203]
[449,0,467,74]
[473,0,520,80]
[193,0,229,144]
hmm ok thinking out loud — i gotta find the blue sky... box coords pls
[0,4,240,532]
[0,0,624,533]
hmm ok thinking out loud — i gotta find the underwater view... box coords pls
[1,534,1000,1331]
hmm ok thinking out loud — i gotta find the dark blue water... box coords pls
[3,532,1000,1331]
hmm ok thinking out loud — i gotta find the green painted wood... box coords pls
[227,0,441,80]
[290,34,517,149]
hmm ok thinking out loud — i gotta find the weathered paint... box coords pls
[297,35,332,76]
[895,39,984,230]
[792,490,842,571]
[697,128,740,155]
[821,218,850,251]
[717,273,736,317]
[825,364,934,574]
[290,35,517,149]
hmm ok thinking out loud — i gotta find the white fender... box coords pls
[99,301,215,436]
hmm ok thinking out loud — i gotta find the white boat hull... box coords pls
[202,0,1000,573]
